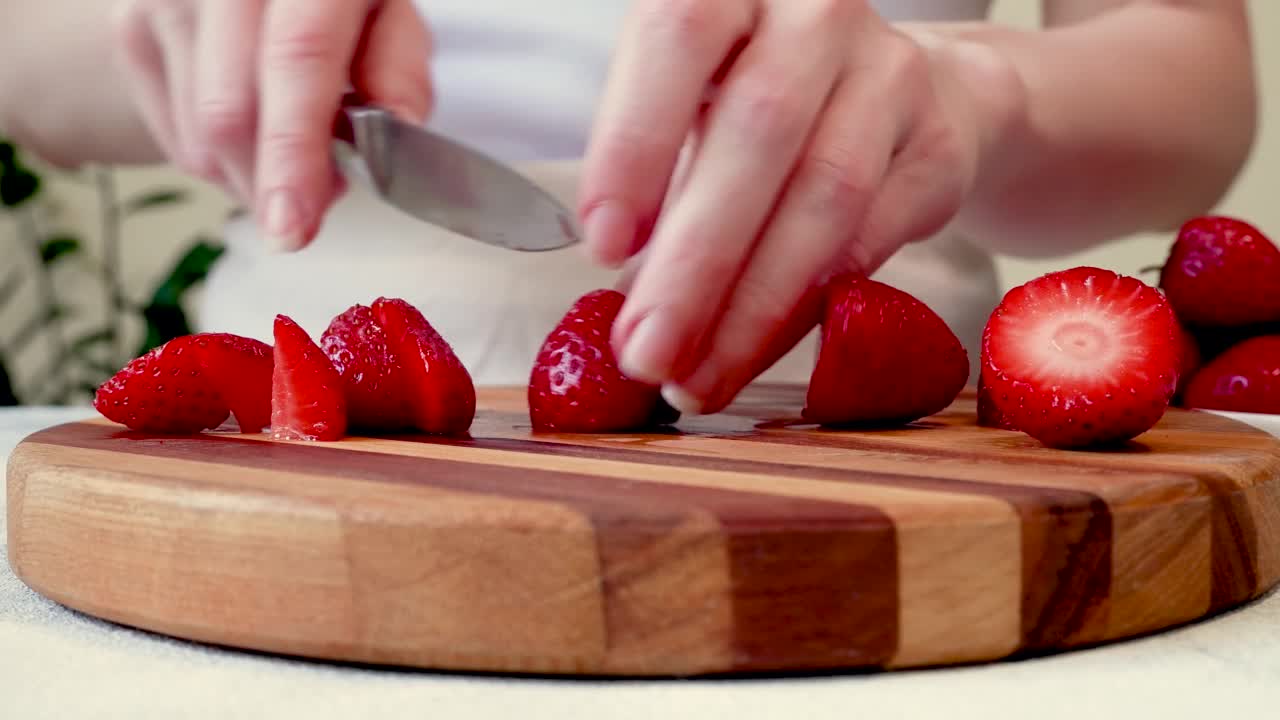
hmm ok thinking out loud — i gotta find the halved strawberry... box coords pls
[529,289,678,433]
[320,304,415,430]
[1158,216,1280,327]
[94,333,273,434]
[982,267,1181,448]
[803,274,969,426]
[270,315,347,441]
[372,297,475,435]
[976,371,1014,430]
[1182,335,1280,415]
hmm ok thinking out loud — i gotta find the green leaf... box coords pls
[0,355,18,406]
[39,235,81,265]
[124,189,188,214]
[137,238,225,355]
[0,168,40,208]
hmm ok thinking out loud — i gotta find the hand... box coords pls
[579,0,1025,414]
[112,0,433,251]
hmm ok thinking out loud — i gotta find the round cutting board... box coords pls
[7,385,1280,676]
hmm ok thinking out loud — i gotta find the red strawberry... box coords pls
[372,297,475,435]
[976,372,1014,430]
[529,289,678,432]
[94,333,273,434]
[803,275,969,426]
[199,334,274,432]
[1173,324,1202,401]
[271,315,347,441]
[320,304,415,430]
[1158,216,1280,327]
[1182,335,1280,415]
[982,267,1181,448]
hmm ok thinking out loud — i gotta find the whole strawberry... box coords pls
[529,289,678,433]
[1159,216,1280,327]
[982,267,1182,448]
[1181,335,1280,415]
[95,333,273,434]
[803,274,969,426]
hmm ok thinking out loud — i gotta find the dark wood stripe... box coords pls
[735,428,1261,618]
[31,422,900,673]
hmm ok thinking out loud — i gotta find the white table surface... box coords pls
[4,406,1280,719]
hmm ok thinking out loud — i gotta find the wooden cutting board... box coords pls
[7,384,1280,676]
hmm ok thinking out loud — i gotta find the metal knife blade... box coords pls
[334,100,581,252]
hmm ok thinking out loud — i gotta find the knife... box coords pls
[333,95,581,252]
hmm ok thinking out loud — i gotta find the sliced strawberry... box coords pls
[1182,335,1280,415]
[529,289,678,433]
[372,297,475,435]
[982,267,1181,448]
[321,304,415,430]
[1159,216,1280,327]
[94,336,230,433]
[270,315,347,441]
[803,275,969,426]
[976,371,1014,430]
[198,333,274,432]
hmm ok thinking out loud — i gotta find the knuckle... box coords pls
[264,26,341,71]
[725,81,806,146]
[257,128,315,169]
[886,35,930,82]
[806,0,859,27]
[196,99,254,146]
[640,0,728,52]
[796,149,875,214]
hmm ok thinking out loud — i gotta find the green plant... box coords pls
[0,138,225,406]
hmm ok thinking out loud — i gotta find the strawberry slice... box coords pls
[94,333,273,434]
[1159,216,1280,327]
[529,289,678,433]
[199,333,274,432]
[981,267,1181,448]
[803,275,969,426]
[372,297,475,435]
[976,371,1014,430]
[1182,335,1280,415]
[321,303,415,431]
[270,315,347,441]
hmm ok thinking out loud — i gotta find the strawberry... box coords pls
[270,315,347,441]
[1182,335,1280,415]
[981,267,1182,448]
[1172,323,1203,402]
[803,274,969,426]
[320,304,415,431]
[94,333,273,434]
[976,371,1014,430]
[1158,216,1280,327]
[529,289,678,432]
[372,297,475,435]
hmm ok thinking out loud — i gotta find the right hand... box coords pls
[112,0,433,251]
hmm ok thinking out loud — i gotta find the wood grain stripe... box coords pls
[29,424,904,673]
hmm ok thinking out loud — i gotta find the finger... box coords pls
[610,1,851,386]
[351,0,434,124]
[194,0,266,203]
[256,0,374,251]
[111,0,181,163]
[577,0,755,267]
[664,76,899,413]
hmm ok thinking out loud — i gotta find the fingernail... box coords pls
[583,202,635,266]
[618,313,678,385]
[262,189,305,252]
[661,383,705,416]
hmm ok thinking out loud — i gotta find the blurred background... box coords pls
[0,0,1276,407]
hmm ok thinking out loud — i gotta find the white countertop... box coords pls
[3,406,1280,719]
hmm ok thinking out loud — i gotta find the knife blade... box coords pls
[333,98,581,252]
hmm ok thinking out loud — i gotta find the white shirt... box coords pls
[201,0,1000,386]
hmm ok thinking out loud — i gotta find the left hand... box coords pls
[577,0,1025,414]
